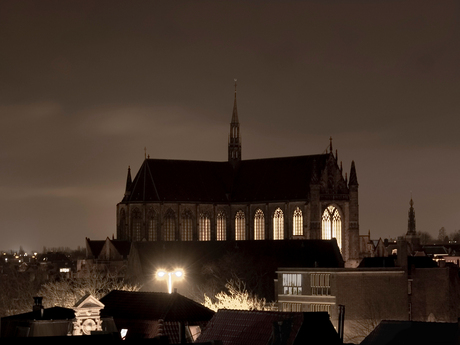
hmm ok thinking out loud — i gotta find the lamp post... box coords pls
[156,269,184,294]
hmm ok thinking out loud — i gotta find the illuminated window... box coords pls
[217,211,226,241]
[273,208,284,240]
[147,208,157,241]
[293,207,303,236]
[199,213,211,241]
[131,208,142,241]
[254,209,265,240]
[60,268,70,273]
[309,303,331,314]
[321,206,342,250]
[181,209,193,241]
[235,210,245,240]
[311,273,331,296]
[119,209,128,240]
[282,303,302,312]
[282,273,302,295]
[164,209,176,241]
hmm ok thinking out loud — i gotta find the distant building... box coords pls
[276,199,460,343]
[116,82,360,266]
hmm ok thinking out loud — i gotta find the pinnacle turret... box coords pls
[407,197,416,235]
[349,161,358,186]
[124,166,132,196]
[228,79,242,166]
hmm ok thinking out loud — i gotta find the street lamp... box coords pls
[156,269,184,294]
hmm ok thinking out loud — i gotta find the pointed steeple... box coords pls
[228,79,242,166]
[349,160,358,186]
[407,197,416,235]
[124,166,132,196]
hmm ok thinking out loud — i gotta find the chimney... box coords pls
[33,296,44,318]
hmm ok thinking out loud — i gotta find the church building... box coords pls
[117,83,360,266]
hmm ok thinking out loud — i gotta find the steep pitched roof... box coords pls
[100,290,214,323]
[86,238,105,258]
[121,154,329,204]
[197,310,340,345]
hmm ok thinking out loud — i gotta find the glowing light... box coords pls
[156,268,184,293]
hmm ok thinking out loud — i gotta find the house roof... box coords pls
[86,238,105,258]
[197,310,340,345]
[360,320,459,345]
[100,290,215,323]
[1,306,75,321]
[109,239,131,257]
[121,154,330,204]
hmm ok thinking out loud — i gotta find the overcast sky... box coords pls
[1,0,459,252]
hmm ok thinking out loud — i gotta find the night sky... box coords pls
[1,1,459,252]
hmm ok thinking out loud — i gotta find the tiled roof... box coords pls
[361,320,458,345]
[122,154,329,203]
[197,310,340,345]
[86,239,105,258]
[110,240,131,257]
[100,290,214,323]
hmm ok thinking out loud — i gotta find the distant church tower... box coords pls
[405,197,421,251]
[228,79,241,167]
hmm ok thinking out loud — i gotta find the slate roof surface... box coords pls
[122,154,329,203]
[360,320,459,345]
[110,240,131,257]
[197,310,340,345]
[100,290,214,323]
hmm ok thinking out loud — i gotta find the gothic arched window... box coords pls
[181,209,193,241]
[199,213,211,241]
[164,209,176,241]
[273,208,284,240]
[147,207,157,241]
[119,209,127,240]
[293,207,303,236]
[131,208,142,241]
[235,210,245,240]
[217,211,226,241]
[254,209,265,240]
[322,205,342,250]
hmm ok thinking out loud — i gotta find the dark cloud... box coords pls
[0,0,459,251]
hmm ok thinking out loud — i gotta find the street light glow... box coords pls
[156,268,184,293]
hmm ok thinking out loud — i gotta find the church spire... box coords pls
[124,166,132,196]
[228,79,241,166]
[349,160,358,186]
[407,197,416,235]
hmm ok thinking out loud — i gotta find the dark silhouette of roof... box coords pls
[358,256,437,269]
[1,306,74,321]
[122,154,329,203]
[110,240,131,258]
[100,290,214,323]
[360,320,459,345]
[197,310,341,345]
[86,238,105,258]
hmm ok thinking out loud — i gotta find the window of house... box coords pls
[147,208,157,241]
[309,303,331,314]
[321,206,342,250]
[311,273,331,296]
[235,210,245,240]
[164,209,176,241]
[181,209,193,241]
[273,208,284,240]
[217,211,226,241]
[199,213,211,241]
[282,303,302,312]
[282,273,302,295]
[293,207,303,236]
[131,208,142,241]
[254,209,265,240]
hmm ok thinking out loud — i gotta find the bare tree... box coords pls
[202,278,274,312]
[39,268,141,308]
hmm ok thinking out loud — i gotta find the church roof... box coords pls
[121,154,329,204]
